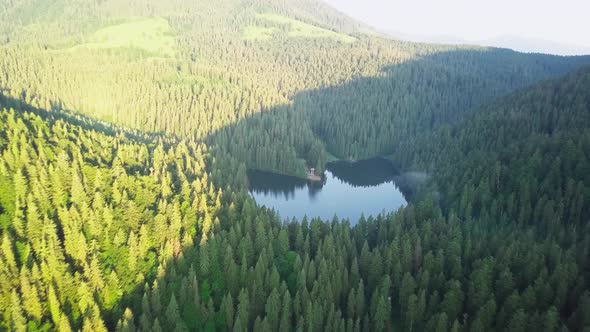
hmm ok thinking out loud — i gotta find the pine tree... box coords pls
[434,313,448,332]
[237,288,250,329]
[166,294,180,330]
[153,318,163,332]
[372,296,389,332]
[151,280,162,316]
[507,309,527,332]
[116,308,136,332]
[47,284,62,326]
[58,315,74,332]
[265,288,280,330]
[19,268,43,320]
[279,290,292,332]
[10,290,27,332]
[233,316,244,332]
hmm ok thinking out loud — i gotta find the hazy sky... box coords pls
[322,0,590,55]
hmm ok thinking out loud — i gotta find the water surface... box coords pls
[248,158,407,223]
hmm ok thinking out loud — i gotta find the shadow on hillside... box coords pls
[2,46,590,330]
[205,47,590,194]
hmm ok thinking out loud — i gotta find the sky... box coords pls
[321,0,590,55]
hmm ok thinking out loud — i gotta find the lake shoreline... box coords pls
[247,158,408,222]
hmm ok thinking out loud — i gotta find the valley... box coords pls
[0,0,589,331]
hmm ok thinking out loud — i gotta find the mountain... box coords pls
[479,35,590,56]
[0,0,364,45]
[382,29,472,46]
[1,0,590,330]
[1,0,589,178]
[383,30,590,56]
[396,65,590,227]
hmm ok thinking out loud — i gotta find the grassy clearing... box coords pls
[70,17,175,57]
[245,13,356,43]
[244,25,278,41]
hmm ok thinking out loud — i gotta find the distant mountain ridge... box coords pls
[480,35,590,56]
[383,29,590,56]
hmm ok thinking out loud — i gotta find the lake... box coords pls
[248,158,407,223]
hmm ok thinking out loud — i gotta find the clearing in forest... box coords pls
[69,17,176,57]
[245,13,356,43]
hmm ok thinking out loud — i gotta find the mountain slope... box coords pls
[0,0,363,46]
[2,0,589,178]
[2,70,590,329]
[0,98,225,330]
[1,0,590,330]
[397,65,590,230]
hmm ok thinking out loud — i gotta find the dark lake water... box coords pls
[248,158,407,223]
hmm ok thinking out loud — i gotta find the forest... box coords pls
[1,0,590,331]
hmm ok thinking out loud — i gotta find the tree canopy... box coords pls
[1,0,590,330]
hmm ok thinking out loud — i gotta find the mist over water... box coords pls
[248,158,407,223]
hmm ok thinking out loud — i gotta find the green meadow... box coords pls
[245,13,356,43]
[70,17,176,57]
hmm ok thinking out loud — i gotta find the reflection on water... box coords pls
[327,157,397,187]
[248,158,407,223]
[247,171,326,201]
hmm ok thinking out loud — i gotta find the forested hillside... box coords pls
[1,0,590,330]
[3,73,590,330]
[209,50,590,178]
[395,65,590,230]
[0,100,225,330]
[1,0,589,178]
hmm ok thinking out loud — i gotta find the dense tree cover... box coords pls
[0,105,223,330]
[300,51,590,160]
[1,0,589,177]
[395,66,590,229]
[2,45,588,177]
[3,101,590,331]
[1,0,590,331]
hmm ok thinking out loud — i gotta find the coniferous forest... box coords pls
[1,0,590,331]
